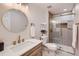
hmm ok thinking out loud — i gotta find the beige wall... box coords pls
[74,4,79,55]
[0,4,30,48]
[0,3,49,49]
[75,4,79,24]
[28,4,48,39]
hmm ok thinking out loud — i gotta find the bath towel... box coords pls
[30,24,35,38]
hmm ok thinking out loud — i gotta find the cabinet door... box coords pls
[30,47,42,56]
[21,43,42,56]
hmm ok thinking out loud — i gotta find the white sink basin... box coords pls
[11,41,35,52]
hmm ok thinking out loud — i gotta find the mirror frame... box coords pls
[1,9,28,33]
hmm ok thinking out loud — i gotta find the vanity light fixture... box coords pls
[17,3,28,9]
[47,5,52,8]
[17,3,21,6]
[17,3,28,6]
[21,3,28,9]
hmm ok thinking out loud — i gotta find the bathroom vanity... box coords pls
[0,39,42,56]
[21,42,42,56]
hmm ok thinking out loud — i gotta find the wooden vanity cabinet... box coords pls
[21,43,42,56]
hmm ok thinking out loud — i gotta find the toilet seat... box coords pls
[44,43,58,51]
[40,35,58,51]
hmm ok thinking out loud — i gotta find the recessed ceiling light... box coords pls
[63,9,67,11]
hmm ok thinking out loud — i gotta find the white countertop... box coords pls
[0,39,42,56]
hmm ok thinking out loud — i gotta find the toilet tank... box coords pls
[41,35,48,44]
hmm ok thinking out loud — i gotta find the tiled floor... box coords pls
[42,44,74,56]
[43,48,74,56]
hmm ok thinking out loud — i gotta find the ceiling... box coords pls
[29,3,75,15]
[0,3,75,15]
[47,3,75,15]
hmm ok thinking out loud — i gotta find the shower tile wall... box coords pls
[50,24,72,46]
[52,31,63,44]
[62,28,72,46]
[50,23,63,44]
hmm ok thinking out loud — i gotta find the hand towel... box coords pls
[30,25,35,38]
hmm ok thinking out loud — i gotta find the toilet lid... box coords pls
[44,43,58,49]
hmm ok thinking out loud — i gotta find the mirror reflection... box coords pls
[2,9,28,33]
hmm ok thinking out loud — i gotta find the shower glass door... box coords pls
[49,20,73,46]
[49,20,63,45]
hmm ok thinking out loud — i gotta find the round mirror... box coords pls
[2,9,28,33]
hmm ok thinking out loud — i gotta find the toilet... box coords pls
[41,35,59,54]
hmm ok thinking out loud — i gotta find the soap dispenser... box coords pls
[0,40,4,51]
[18,35,21,43]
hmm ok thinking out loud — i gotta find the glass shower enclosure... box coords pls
[49,20,73,47]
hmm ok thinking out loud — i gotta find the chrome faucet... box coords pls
[18,35,21,43]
